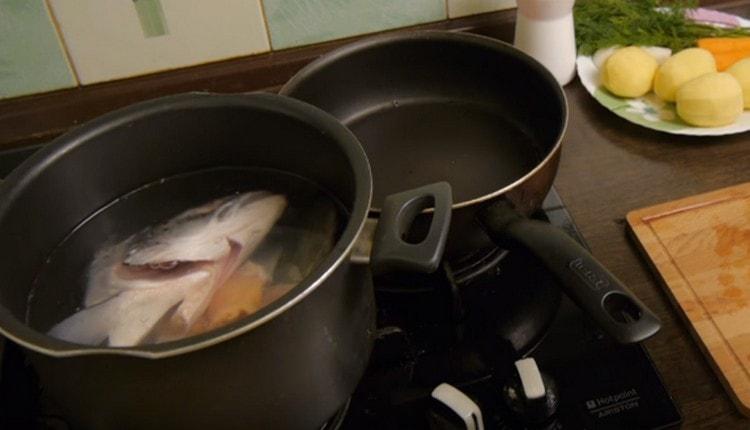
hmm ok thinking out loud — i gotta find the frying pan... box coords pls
[281,30,661,344]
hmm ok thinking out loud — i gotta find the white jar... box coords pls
[514,0,577,86]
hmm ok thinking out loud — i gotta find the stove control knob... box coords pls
[502,358,559,424]
[428,383,485,430]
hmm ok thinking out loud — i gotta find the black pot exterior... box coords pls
[0,93,375,429]
[30,263,374,430]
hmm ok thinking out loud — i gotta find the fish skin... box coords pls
[49,270,211,347]
[124,192,285,266]
[50,191,287,347]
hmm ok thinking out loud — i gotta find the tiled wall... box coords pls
[0,0,516,100]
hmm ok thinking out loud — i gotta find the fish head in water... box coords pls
[55,191,288,346]
[123,191,288,267]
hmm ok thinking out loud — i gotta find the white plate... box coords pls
[576,9,750,136]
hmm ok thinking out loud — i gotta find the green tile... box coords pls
[264,0,446,50]
[133,0,169,38]
[0,0,76,99]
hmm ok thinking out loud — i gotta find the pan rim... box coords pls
[281,29,569,213]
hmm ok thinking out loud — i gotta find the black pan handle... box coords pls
[371,182,452,274]
[477,201,660,344]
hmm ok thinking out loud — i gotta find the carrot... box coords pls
[698,38,750,53]
[697,38,750,71]
[713,50,750,71]
[188,262,268,336]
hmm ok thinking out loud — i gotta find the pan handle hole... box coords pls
[603,293,643,324]
[400,196,434,245]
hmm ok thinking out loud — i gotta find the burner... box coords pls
[373,240,563,357]
[450,247,508,284]
[458,246,563,355]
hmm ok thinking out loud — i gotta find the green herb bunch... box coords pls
[575,0,750,55]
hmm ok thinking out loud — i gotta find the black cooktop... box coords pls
[0,145,681,430]
[326,190,682,430]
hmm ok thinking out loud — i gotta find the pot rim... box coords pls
[0,92,373,359]
[280,30,569,213]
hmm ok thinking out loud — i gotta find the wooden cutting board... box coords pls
[627,183,750,417]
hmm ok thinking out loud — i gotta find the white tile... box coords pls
[448,0,516,18]
[48,0,270,84]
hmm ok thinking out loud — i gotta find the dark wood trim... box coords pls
[0,10,516,149]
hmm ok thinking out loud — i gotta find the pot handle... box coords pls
[477,200,661,344]
[370,182,452,274]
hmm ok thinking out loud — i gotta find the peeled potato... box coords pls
[593,46,620,69]
[600,47,658,98]
[727,58,750,109]
[676,72,743,127]
[594,46,671,69]
[641,46,672,65]
[654,48,716,102]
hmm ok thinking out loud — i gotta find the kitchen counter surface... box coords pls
[554,3,750,427]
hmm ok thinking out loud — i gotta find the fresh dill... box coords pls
[575,0,750,55]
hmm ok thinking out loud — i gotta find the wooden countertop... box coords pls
[555,4,750,426]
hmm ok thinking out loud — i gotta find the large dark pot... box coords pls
[0,93,451,429]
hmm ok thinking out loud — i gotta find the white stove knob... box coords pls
[430,383,485,430]
[515,358,546,400]
[503,357,559,424]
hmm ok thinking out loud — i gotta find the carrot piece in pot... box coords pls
[187,261,269,336]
